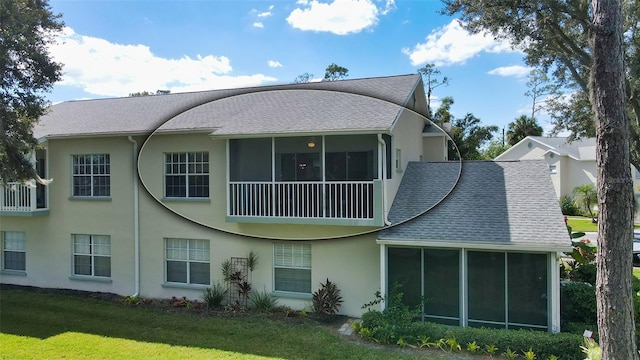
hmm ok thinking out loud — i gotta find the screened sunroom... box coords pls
[387,247,553,331]
[227,134,391,226]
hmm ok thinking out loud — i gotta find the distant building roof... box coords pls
[496,136,596,161]
[34,74,424,140]
[379,160,571,251]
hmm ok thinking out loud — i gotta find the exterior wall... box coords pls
[565,159,597,198]
[386,109,429,216]
[422,135,447,161]
[0,136,137,295]
[137,191,380,316]
[496,139,549,161]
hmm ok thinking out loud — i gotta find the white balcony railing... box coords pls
[229,181,375,220]
[0,181,37,212]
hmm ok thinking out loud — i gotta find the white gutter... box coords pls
[377,134,391,225]
[128,136,140,297]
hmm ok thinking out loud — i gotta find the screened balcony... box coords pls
[227,135,388,226]
[0,149,48,215]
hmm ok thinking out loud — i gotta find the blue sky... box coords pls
[47,0,547,134]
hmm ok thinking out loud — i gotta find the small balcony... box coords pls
[0,181,48,216]
[228,180,383,226]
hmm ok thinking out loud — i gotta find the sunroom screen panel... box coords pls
[424,249,460,321]
[468,251,505,326]
[387,247,422,307]
[508,253,548,327]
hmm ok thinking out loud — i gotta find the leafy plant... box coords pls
[396,338,407,347]
[580,338,601,360]
[547,355,559,360]
[466,341,480,353]
[484,343,499,357]
[312,278,344,316]
[522,347,536,360]
[221,259,232,282]
[247,251,259,272]
[560,195,578,215]
[202,282,228,308]
[418,335,436,348]
[502,347,518,359]
[250,289,277,313]
[442,336,461,352]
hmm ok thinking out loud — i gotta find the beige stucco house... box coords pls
[0,74,571,332]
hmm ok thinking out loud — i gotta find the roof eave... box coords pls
[376,238,573,252]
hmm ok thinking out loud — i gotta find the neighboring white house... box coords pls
[0,74,571,332]
[495,136,640,206]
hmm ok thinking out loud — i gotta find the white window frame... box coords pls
[164,152,210,198]
[2,231,26,272]
[273,242,311,294]
[395,148,402,172]
[165,238,210,285]
[72,234,111,278]
[72,154,111,197]
[549,165,557,174]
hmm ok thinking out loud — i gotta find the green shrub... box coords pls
[202,282,228,309]
[571,263,597,285]
[560,282,597,327]
[560,195,578,216]
[250,289,277,313]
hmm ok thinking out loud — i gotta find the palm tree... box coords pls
[506,115,543,145]
[572,184,598,222]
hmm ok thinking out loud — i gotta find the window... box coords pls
[165,238,210,285]
[165,152,209,198]
[73,235,111,277]
[549,165,557,174]
[72,154,110,197]
[3,231,25,272]
[274,243,311,293]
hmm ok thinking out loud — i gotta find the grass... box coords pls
[566,216,599,233]
[0,287,427,360]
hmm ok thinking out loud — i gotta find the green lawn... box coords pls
[0,288,427,360]
[566,216,599,232]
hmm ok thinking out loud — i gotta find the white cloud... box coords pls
[402,20,517,66]
[49,27,276,97]
[268,60,283,68]
[287,0,392,35]
[488,65,531,78]
[253,22,264,28]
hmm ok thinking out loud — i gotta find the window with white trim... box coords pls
[165,152,209,198]
[274,243,311,293]
[73,234,111,277]
[395,149,402,171]
[165,238,210,285]
[3,231,25,272]
[72,154,110,197]
[549,165,557,174]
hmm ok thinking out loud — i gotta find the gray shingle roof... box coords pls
[34,74,422,140]
[379,160,571,250]
[528,136,596,160]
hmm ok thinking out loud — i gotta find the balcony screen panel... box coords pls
[325,135,377,180]
[275,137,321,182]
[468,251,505,325]
[229,138,272,181]
[387,247,421,307]
[508,253,548,327]
[424,249,460,319]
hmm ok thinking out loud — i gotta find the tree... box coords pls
[432,96,455,125]
[0,0,63,183]
[418,64,449,117]
[449,113,498,160]
[591,0,637,358]
[572,184,598,222]
[323,63,348,81]
[440,0,640,172]
[482,140,510,160]
[129,90,171,97]
[293,72,314,84]
[525,68,560,119]
[442,2,638,356]
[506,115,543,146]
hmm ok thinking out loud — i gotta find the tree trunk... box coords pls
[591,0,638,358]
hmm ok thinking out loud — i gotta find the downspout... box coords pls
[377,134,391,226]
[128,136,140,297]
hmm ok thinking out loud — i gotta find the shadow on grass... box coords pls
[0,286,414,360]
